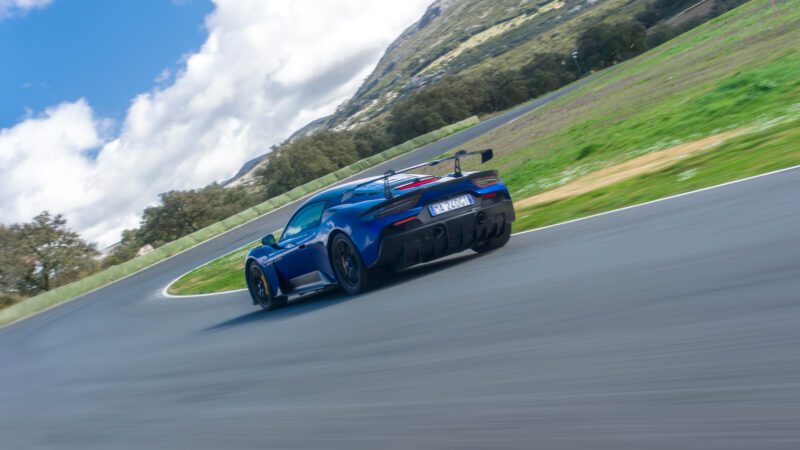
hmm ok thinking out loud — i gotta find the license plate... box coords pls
[428,194,474,216]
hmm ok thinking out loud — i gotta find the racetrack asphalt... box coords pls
[2,84,800,448]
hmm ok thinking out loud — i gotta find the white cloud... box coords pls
[0,0,51,19]
[0,0,431,247]
[154,68,171,84]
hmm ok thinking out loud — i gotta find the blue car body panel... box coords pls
[245,165,515,301]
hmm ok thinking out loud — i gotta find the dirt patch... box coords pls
[515,128,748,209]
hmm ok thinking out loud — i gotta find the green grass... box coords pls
[460,0,800,199]
[167,240,259,295]
[170,114,800,296]
[152,1,800,297]
[0,116,479,327]
[513,117,800,231]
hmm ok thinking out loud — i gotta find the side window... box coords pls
[280,202,326,242]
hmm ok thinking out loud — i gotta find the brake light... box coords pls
[472,175,500,188]
[481,192,498,199]
[397,177,438,191]
[393,216,417,226]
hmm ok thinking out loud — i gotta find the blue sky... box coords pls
[0,0,431,246]
[0,0,213,127]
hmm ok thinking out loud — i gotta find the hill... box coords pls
[454,0,798,229]
[325,0,642,130]
[224,0,644,186]
[164,0,800,296]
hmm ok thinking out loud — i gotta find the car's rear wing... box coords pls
[349,149,494,199]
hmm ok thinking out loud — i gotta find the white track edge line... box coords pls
[171,164,800,299]
[511,164,800,237]
[162,287,247,299]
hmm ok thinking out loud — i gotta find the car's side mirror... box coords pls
[261,234,277,247]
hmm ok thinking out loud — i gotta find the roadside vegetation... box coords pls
[167,0,798,296]
[171,115,800,297]
[0,213,98,308]
[457,0,797,202]
[115,0,750,270]
[3,0,782,306]
[331,0,642,127]
[0,117,475,324]
[513,117,800,231]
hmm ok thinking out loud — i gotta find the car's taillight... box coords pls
[393,216,417,226]
[371,194,421,219]
[472,175,500,188]
[397,177,438,191]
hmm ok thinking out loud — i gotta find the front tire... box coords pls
[248,265,287,311]
[472,223,512,253]
[331,234,383,294]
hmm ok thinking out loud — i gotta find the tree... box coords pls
[481,70,529,111]
[647,23,678,48]
[256,130,362,197]
[635,0,697,27]
[0,212,99,295]
[352,122,393,158]
[0,225,27,298]
[101,182,266,266]
[386,76,481,142]
[102,229,141,268]
[577,21,647,71]
[520,53,578,97]
[136,184,262,247]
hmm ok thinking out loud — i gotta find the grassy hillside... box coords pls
[329,0,643,129]
[455,0,798,201]
[173,0,800,296]
[513,117,800,230]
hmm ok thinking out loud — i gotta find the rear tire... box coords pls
[472,223,512,253]
[331,234,383,294]
[248,265,287,311]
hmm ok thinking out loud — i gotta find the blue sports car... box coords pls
[244,149,515,310]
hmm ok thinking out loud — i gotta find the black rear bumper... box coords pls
[372,198,514,269]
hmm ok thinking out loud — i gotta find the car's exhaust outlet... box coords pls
[476,212,487,226]
[433,225,446,238]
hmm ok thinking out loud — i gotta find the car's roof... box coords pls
[298,173,421,208]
